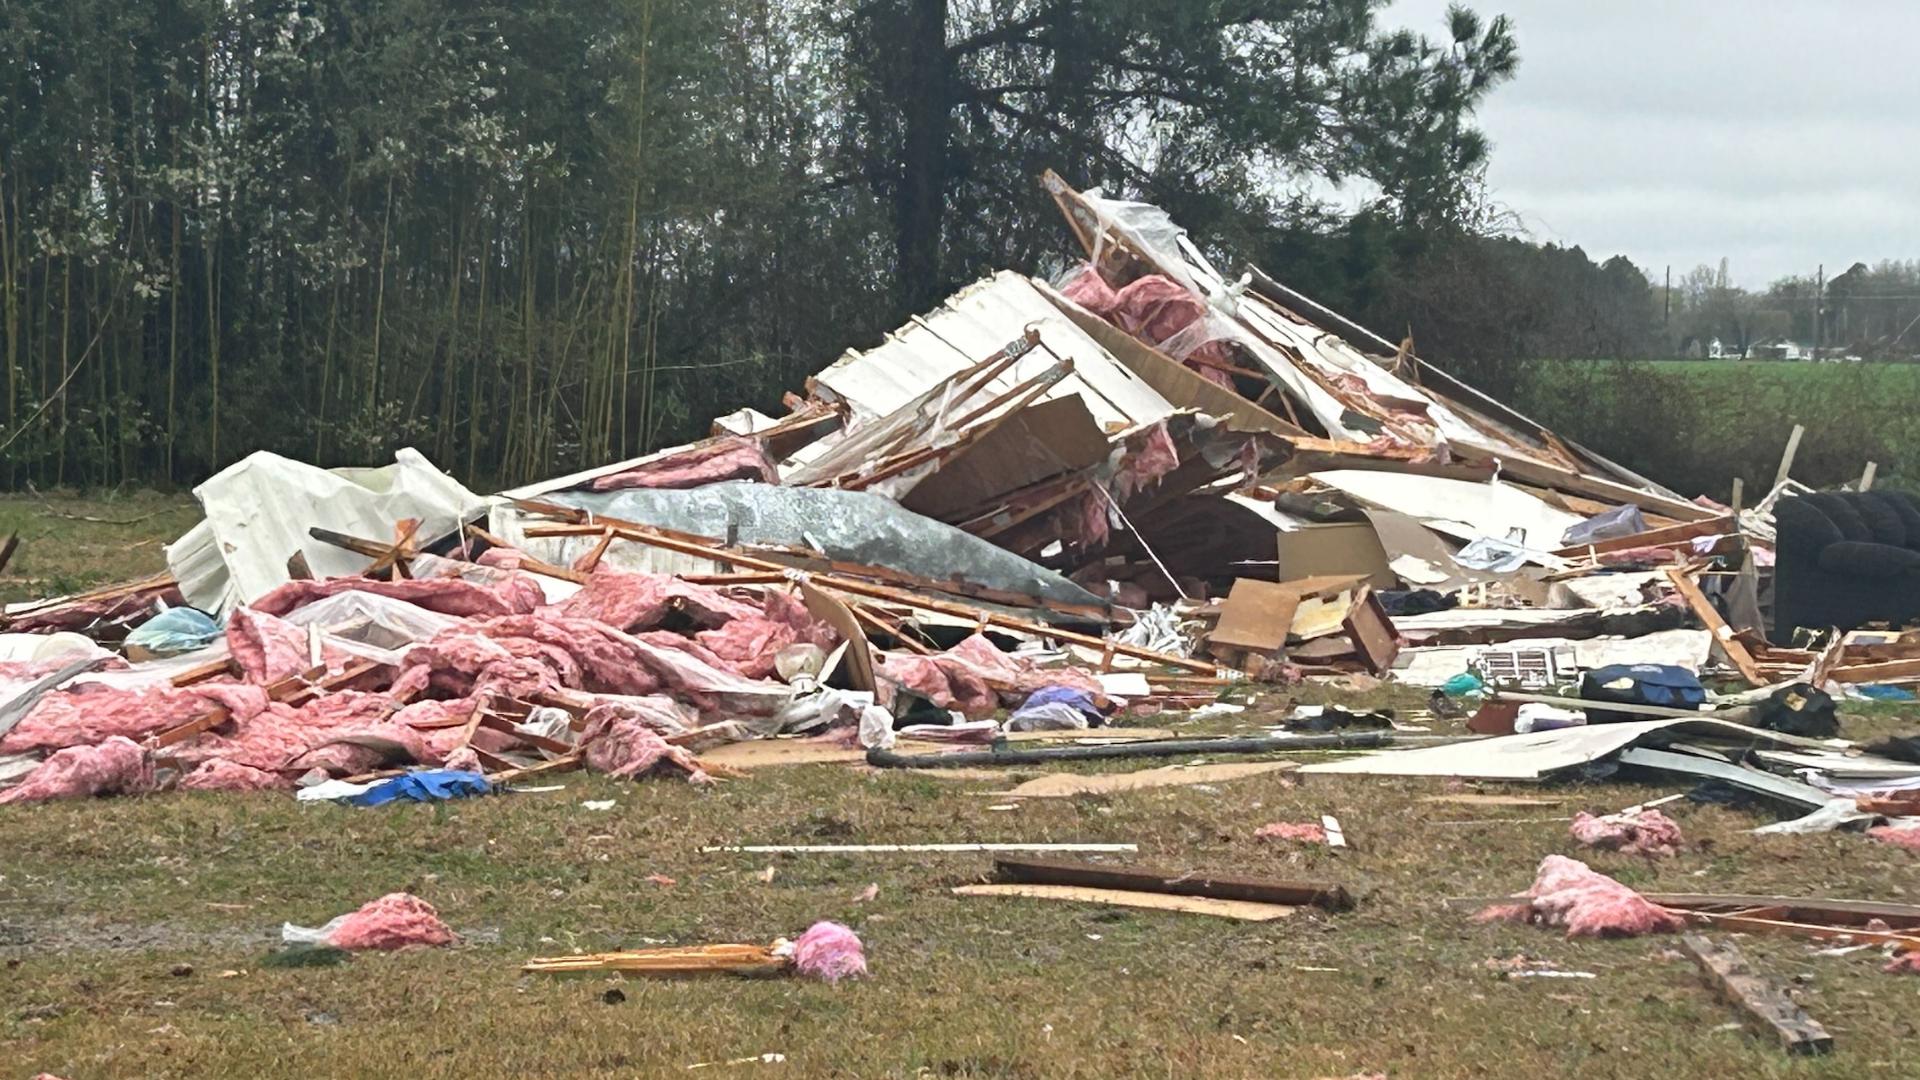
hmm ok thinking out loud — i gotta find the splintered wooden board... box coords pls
[952,883,1296,922]
[991,760,1296,799]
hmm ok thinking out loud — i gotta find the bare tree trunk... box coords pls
[894,0,950,315]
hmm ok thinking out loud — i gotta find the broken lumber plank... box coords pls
[547,513,1216,674]
[992,856,1352,911]
[1645,894,1920,930]
[1552,515,1738,558]
[953,883,1295,922]
[1828,657,1920,684]
[1665,568,1766,685]
[1680,935,1832,1055]
[524,943,787,977]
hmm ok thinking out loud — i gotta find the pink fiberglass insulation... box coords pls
[0,737,153,804]
[1,680,270,755]
[874,634,1103,720]
[1104,275,1238,381]
[1475,854,1687,939]
[442,745,482,773]
[172,691,399,774]
[1569,809,1684,858]
[876,652,998,718]
[179,758,290,792]
[1111,422,1182,501]
[946,634,1104,701]
[226,606,314,684]
[1255,822,1327,844]
[0,655,126,681]
[1886,952,1920,975]
[555,569,760,633]
[475,546,532,571]
[1869,825,1920,852]
[1059,264,1120,315]
[588,436,779,492]
[326,893,455,950]
[251,574,545,620]
[695,617,799,680]
[791,921,867,983]
[580,703,709,783]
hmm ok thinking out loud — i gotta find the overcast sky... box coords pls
[1383,0,1920,288]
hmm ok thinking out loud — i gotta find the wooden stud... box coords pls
[1680,935,1833,1055]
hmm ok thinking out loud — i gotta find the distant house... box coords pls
[1706,337,1745,359]
[1750,338,1813,361]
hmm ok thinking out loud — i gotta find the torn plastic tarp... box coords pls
[167,448,490,616]
[547,483,1103,610]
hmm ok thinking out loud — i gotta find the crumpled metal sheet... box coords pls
[550,482,1103,609]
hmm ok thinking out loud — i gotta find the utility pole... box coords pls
[1664,264,1671,327]
[1813,263,1823,358]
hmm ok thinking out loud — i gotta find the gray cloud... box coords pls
[1385,0,1920,287]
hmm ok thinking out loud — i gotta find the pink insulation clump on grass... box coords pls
[1869,826,1920,852]
[1255,821,1327,844]
[1475,854,1686,939]
[1570,809,1684,857]
[327,892,455,951]
[580,703,709,783]
[1885,951,1920,975]
[790,920,866,983]
[0,737,153,804]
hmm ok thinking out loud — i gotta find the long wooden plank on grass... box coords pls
[992,856,1352,911]
[953,883,1295,922]
[1680,935,1833,1055]
[1665,568,1765,685]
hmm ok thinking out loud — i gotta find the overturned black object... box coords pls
[1754,682,1838,739]
[865,731,1390,768]
[1773,491,1920,639]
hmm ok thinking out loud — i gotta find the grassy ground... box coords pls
[0,490,200,604]
[4,498,1920,1079]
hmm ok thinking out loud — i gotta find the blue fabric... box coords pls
[1440,673,1485,697]
[1018,685,1104,723]
[1855,684,1916,701]
[125,606,222,655]
[342,769,492,807]
[1581,664,1707,709]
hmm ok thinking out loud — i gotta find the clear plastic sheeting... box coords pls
[547,482,1105,610]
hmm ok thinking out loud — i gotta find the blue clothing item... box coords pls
[1018,685,1104,723]
[1440,672,1485,697]
[125,606,222,656]
[342,769,492,807]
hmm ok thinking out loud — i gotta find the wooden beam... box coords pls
[1828,657,1920,684]
[1553,515,1738,558]
[1773,424,1805,490]
[1665,568,1765,685]
[1680,935,1833,1055]
[992,856,1352,911]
